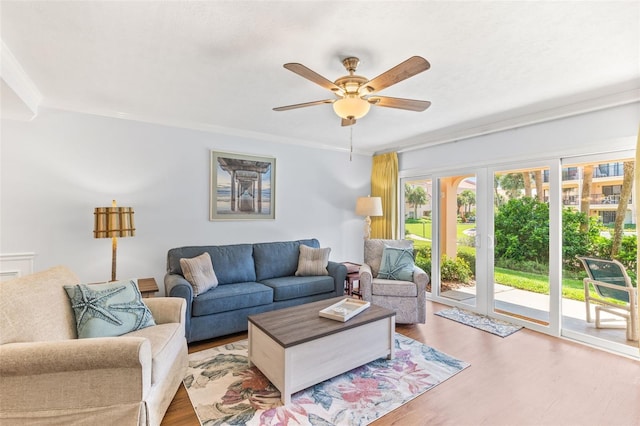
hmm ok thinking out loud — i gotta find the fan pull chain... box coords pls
[350,126,353,162]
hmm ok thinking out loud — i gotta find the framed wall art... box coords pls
[210,151,276,221]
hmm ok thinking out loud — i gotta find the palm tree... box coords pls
[580,165,593,233]
[405,184,428,219]
[457,190,476,221]
[522,172,532,197]
[534,170,544,201]
[499,173,525,199]
[611,161,635,257]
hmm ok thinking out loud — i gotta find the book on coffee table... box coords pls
[319,298,370,322]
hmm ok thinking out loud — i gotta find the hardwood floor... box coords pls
[162,301,640,426]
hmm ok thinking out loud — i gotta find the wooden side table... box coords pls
[137,277,159,298]
[342,262,362,299]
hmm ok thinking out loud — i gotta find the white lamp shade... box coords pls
[333,95,371,119]
[355,196,383,217]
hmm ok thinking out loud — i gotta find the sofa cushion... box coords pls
[167,244,256,284]
[191,282,273,316]
[295,245,330,276]
[372,278,418,297]
[254,239,320,281]
[260,276,334,301]
[378,246,414,281]
[64,280,156,338]
[180,252,218,296]
[0,266,80,344]
[125,322,184,386]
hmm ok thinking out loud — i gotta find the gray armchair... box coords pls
[359,239,429,324]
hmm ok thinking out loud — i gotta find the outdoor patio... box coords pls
[441,285,638,349]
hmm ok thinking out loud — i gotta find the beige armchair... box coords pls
[0,266,188,425]
[360,239,429,324]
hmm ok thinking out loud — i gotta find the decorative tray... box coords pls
[319,298,371,322]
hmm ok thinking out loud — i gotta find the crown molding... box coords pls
[383,86,640,155]
[0,39,42,120]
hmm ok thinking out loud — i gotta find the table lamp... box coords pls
[355,196,383,239]
[94,200,135,281]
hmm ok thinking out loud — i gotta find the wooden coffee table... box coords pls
[247,297,396,404]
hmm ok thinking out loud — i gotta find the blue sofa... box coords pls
[164,239,347,343]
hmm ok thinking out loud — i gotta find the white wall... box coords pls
[0,108,371,294]
[399,102,640,174]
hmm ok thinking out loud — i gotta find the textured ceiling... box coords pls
[1,1,639,154]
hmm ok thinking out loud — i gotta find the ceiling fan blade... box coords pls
[341,117,356,127]
[283,63,342,93]
[363,56,430,95]
[273,99,334,111]
[368,96,431,111]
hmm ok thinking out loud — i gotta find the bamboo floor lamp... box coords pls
[94,200,135,281]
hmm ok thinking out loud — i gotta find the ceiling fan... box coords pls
[273,56,431,126]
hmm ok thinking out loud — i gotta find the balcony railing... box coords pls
[593,163,625,178]
[590,194,633,205]
[543,163,627,183]
[562,196,579,206]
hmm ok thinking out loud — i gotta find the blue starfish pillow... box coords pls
[64,280,156,339]
[377,246,415,281]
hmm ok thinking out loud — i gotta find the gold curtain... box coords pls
[370,152,398,239]
[636,127,639,351]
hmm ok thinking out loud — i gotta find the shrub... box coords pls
[413,246,476,283]
[615,234,637,273]
[495,258,548,275]
[457,250,476,274]
[440,255,472,283]
[562,208,599,271]
[458,235,475,247]
[494,197,550,263]
[414,246,431,277]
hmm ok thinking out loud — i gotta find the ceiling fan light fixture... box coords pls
[333,95,370,120]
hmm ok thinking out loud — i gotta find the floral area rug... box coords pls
[183,333,469,426]
[435,307,523,337]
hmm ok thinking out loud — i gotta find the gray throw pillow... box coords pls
[295,245,330,276]
[180,252,218,296]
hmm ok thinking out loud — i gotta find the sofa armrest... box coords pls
[359,263,373,300]
[327,261,347,296]
[164,273,193,301]
[413,266,429,323]
[164,274,193,340]
[0,337,151,413]
[412,265,429,293]
[144,297,186,339]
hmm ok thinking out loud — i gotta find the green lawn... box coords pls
[494,267,587,301]
[405,221,475,240]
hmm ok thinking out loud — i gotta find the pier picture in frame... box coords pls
[210,151,275,221]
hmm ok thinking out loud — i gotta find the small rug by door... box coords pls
[183,333,469,426]
[435,307,523,337]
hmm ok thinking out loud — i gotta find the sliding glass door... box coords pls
[402,152,637,357]
[405,163,560,334]
[559,151,638,357]
[490,164,556,329]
